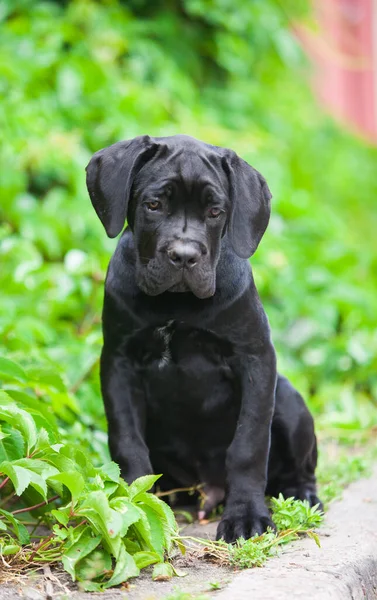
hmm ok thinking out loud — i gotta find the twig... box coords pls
[156,484,203,498]
[0,476,10,490]
[29,533,56,562]
[12,495,60,515]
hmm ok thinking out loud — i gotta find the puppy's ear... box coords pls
[86,135,158,238]
[222,151,272,258]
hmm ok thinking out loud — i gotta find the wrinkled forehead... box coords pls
[134,144,228,198]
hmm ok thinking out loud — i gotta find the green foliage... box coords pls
[182,497,323,571]
[0,0,376,589]
[271,494,323,532]
[163,593,209,600]
[0,0,375,455]
[317,451,374,506]
[0,383,179,591]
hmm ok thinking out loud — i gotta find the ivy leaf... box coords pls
[0,358,27,382]
[128,474,162,500]
[136,491,178,550]
[4,390,59,441]
[103,543,139,588]
[76,491,123,555]
[25,367,66,392]
[0,508,30,544]
[48,471,85,504]
[51,506,71,526]
[98,461,120,483]
[0,463,33,496]
[0,424,24,462]
[109,497,141,536]
[152,561,174,581]
[133,550,160,569]
[0,404,37,454]
[75,548,112,585]
[138,503,166,557]
[62,527,102,580]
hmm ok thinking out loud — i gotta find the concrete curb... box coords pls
[217,466,377,600]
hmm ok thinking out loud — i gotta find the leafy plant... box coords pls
[0,386,180,591]
[179,497,323,571]
[270,494,323,532]
[1,0,376,591]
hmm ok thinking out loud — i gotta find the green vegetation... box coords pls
[1,0,376,590]
[181,494,322,570]
[163,593,209,600]
[0,376,323,586]
[0,378,180,591]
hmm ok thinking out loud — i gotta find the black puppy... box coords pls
[86,134,321,543]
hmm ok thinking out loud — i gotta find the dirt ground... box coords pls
[0,518,232,600]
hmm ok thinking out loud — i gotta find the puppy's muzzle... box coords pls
[166,240,206,270]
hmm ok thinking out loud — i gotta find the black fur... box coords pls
[86,134,322,543]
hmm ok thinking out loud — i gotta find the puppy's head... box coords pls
[86,134,271,298]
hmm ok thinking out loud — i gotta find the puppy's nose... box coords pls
[167,242,201,269]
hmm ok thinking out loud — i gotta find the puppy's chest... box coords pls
[127,320,234,373]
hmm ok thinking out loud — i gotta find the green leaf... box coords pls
[76,491,123,555]
[34,427,52,450]
[0,358,27,382]
[0,424,25,462]
[128,474,162,500]
[0,543,21,556]
[48,471,85,504]
[0,508,30,544]
[99,461,120,483]
[0,463,33,496]
[75,548,112,585]
[10,458,59,478]
[62,528,102,580]
[79,581,105,593]
[24,471,47,500]
[137,492,178,537]
[133,550,160,569]
[0,404,38,454]
[139,503,165,557]
[51,506,71,527]
[0,458,59,501]
[307,530,321,548]
[103,543,139,588]
[109,497,141,536]
[4,391,59,445]
[152,561,174,581]
[25,367,66,392]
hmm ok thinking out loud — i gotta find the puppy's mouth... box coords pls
[168,281,190,293]
[136,256,215,298]
[168,273,215,299]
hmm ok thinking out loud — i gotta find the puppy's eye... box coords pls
[146,200,161,211]
[208,207,222,218]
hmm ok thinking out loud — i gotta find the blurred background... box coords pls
[1,0,376,492]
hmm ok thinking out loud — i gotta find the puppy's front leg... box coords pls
[217,343,277,543]
[101,344,153,483]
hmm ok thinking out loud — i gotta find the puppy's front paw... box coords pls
[216,503,275,543]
